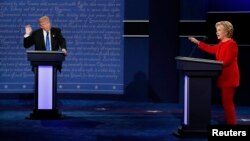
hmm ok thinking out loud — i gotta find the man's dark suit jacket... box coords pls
[23,27,67,51]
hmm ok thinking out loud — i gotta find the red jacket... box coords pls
[198,39,240,87]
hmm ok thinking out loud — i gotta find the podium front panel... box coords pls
[38,66,53,110]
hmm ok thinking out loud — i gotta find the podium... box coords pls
[174,56,222,136]
[26,50,65,119]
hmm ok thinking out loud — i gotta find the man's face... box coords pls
[40,20,51,31]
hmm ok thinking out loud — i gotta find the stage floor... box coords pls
[0,99,249,141]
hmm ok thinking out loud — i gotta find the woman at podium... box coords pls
[188,21,240,125]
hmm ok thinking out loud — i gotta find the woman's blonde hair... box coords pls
[215,21,234,38]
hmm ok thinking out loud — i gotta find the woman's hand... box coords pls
[188,36,200,45]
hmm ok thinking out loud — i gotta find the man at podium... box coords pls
[188,21,240,125]
[23,16,67,119]
[23,15,68,55]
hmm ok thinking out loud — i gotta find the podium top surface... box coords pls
[175,56,223,65]
[26,50,65,64]
[26,50,64,54]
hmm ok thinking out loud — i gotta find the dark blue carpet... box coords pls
[0,99,249,141]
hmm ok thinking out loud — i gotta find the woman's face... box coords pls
[216,24,227,40]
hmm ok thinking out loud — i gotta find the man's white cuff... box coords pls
[24,34,30,38]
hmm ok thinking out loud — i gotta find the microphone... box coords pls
[188,36,208,57]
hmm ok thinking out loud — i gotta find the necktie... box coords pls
[46,31,50,51]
